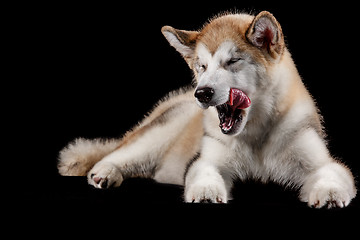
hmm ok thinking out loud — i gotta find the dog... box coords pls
[58,10,356,208]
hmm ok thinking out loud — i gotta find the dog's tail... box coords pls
[58,138,120,176]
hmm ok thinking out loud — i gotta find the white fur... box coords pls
[184,137,231,203]
[58,12,356,208]
[87,96,201,188]
[187,38,355,206]
[162,31,193,58]
[58,138,120,176]
[300,162,356,208]
[195,41,258,109]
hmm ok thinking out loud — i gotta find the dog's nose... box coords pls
[194,87,214,104]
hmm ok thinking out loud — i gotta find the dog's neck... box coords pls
[237,49,301,141]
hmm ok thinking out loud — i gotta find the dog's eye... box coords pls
[226,58,241,66]
[197,64,207,72]
[200,65,207,71]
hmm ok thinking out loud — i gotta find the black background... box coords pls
[10,1,360,230]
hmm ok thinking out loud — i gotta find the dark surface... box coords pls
[20,176,360,232]
[10,1,360,229]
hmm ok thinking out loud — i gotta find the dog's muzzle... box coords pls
[195,87,252,135]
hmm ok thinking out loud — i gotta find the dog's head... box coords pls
[162,11,285,135]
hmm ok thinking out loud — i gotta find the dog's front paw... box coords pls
[305,182,353,208]
[185,179,227,203]
[88,162,123,189]
[300,163,356,208]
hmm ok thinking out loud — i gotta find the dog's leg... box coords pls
[87,124,179,188]
[293,129,357,208]
[87,98,203,189]
[300,162,356,208]
[184,136,232,203]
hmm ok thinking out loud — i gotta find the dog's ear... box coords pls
[161,26,199,64]
[246,11,285,60]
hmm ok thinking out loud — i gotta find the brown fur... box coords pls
[117,89,195,149]
[58,11,356,208]
[198,14,254,55]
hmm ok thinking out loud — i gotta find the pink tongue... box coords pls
[227,88,251,109]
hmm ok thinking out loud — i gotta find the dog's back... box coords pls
[58,11,356,208]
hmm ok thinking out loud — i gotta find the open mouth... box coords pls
[216,88,251,134]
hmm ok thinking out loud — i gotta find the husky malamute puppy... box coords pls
[58,11,356,208]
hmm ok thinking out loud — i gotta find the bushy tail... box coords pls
[58,138,120,176]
